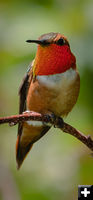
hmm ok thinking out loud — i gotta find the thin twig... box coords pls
[0,112,93,152]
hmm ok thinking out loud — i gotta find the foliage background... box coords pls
[0,0,93,199]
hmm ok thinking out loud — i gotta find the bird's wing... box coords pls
[17,62,33,136]
[16,61,50,169]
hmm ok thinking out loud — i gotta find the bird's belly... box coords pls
[27,68,80,116]
[50,74,80,116]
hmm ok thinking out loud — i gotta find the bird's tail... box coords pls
[16,135,33,169]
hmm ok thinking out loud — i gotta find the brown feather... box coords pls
[16,62,33,167]
[16,62,50,169]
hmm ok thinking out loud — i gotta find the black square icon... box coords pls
[78,185,93,200]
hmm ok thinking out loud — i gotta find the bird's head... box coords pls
[26,32,76,76]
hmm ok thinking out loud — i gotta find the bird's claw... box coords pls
[44,113,64,128]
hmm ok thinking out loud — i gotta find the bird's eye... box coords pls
[57,38,65,46]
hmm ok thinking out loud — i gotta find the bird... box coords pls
[16,32,80,169]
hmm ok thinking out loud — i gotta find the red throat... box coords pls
[34,44,76,76]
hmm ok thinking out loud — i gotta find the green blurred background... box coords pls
[0,0,93,199]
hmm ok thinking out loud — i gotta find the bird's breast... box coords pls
[27,68,80,116]
[37,68,77,90]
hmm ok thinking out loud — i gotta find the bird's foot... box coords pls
[44,113,64,128]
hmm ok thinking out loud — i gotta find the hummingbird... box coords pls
[16,32,80,169]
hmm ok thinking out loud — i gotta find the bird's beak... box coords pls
[26,39,50,46]
[26,39,43,45]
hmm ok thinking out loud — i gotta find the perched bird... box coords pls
[16,32,80,169]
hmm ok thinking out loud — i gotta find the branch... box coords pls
[0,111,93,152]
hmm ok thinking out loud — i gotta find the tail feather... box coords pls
[16,135,33,169]
[16,126,50,169]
